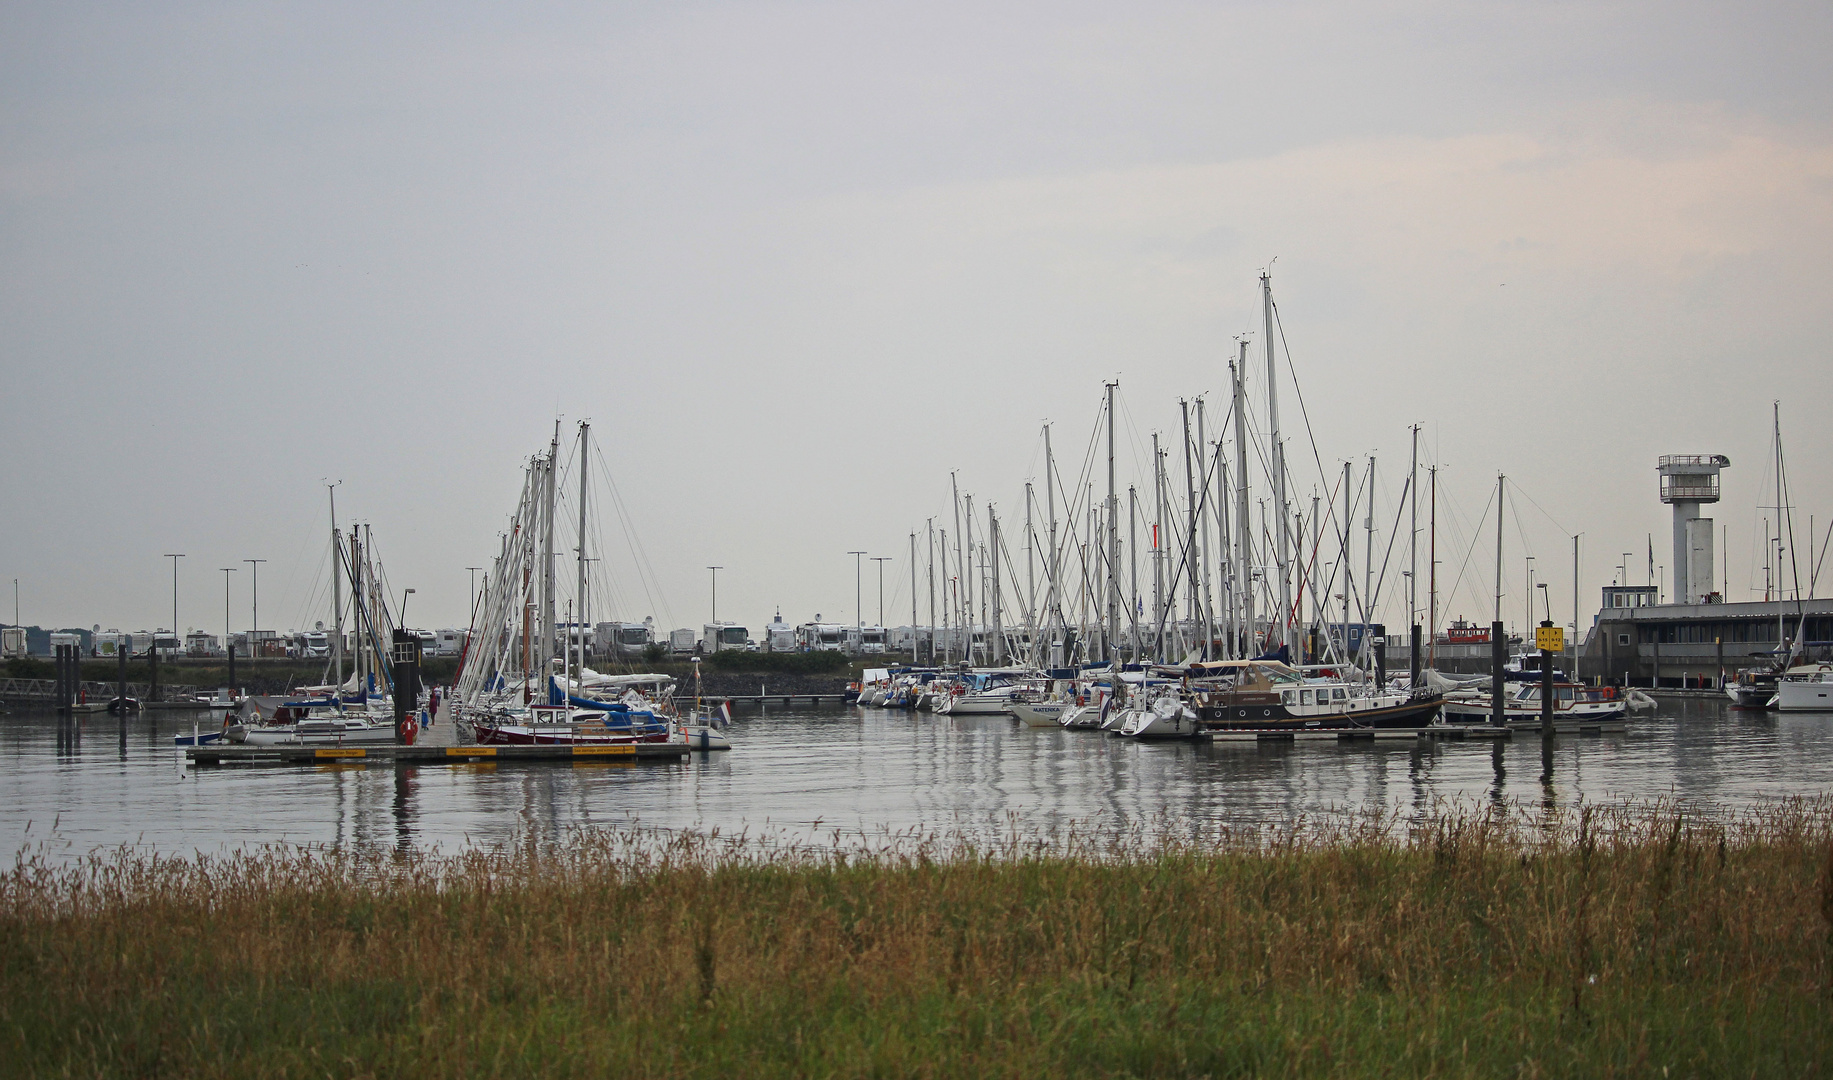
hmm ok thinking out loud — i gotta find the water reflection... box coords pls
[2,699,1832,861]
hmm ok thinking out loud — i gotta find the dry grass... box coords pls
[3,799,1831,1077]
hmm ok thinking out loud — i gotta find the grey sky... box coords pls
[4,1,1830,641]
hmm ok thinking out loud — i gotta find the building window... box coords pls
[1618,634,1630,646]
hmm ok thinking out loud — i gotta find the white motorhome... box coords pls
[669,628,698,654]
[186,630,223,657]
[152,631,182,659]
[93,629,127,657]
[290,629,331,658]
[702,623,749,653]
[797,622,848,652]
[763,614,797,652]
[434,628,467,657]
[598,621,655,657]
[1,627,25,659]
[50,631,84,655]
[859,626,887,654]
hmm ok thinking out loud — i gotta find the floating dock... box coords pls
[1202,722,1621,743]
[186,742,696,767]
[706,693,848,707]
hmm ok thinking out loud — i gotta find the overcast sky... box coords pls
[4,0,1831,643]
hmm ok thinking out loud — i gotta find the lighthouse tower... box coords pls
[1658,454,1729,604]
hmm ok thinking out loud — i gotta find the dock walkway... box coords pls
[186,742,693,767]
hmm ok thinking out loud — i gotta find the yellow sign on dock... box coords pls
[572,745,637,756]
[446,747,497,757]
[314,748,367,758]
[1535,626,1565,652]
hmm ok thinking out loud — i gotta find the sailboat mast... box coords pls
[1152,432,1164,662]
[576,421,589,691]
[328,482,343,709]
[910,531,918,664]
[1342,462,1352,665]
[1196,397,1213,659]
[1494,474,1506,627]
[1429,465,1438,666]
[1233,341,1252,659]
[990,508,1004,664]
[1408,425,1419,633]
[1106,380,1119,664]
[927,519,936,665]
[951,473,965,655]
[1181,399,1197,639]
[1364,456,1375,666]
[1044,427,1059,665]
[1263,270,1288,650]
[1129,484,1140,661]
[543,425,559,679]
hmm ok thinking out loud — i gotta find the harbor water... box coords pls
[3,698,1829,862]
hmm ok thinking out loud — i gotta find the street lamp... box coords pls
[220,568,236,657]
[871,557,891,628]
[244,559,266,658]
[705,567,723,650]
[847,552,866,639]
[163,554,184,636]
[400,588,416,625]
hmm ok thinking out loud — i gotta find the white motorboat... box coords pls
[1441,682,1630,730]
[1776,664,1833,712]
[227,713,398,745]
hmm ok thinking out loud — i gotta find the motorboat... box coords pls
[1183,660,1444,739]
[1441,682,1630,731]
[1725,668,1780,710]
[1776,663,1833,712]
[227,713,398,745]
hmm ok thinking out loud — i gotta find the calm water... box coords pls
[3,698,1830,861]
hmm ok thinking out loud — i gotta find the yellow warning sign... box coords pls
[572,745,636,756]
[1535,626,1565,653]
[314,748,367,758]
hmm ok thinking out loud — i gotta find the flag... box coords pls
[717,701,732,730]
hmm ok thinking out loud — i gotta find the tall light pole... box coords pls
[220,568,236,655]
[12,578,17,629]
[400,588,416,625]
[244,559,266,657]
[847,552,866,640]
[163,554,184,636]
[871,557,891,627]
[466,567,482,617]
[705,567,723,652]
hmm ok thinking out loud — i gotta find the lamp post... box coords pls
[164,554,184,637]
[847,552,866,643]
[244,559,266,658]
[400,588,416,625]
[871,557,891,628]
[220,568,236,657]
[706,567,722,651]
[466,567,482,617]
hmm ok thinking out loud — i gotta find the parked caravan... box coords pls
[434,628,466,657]
[669,628,698,654]
[797,622,848,652]
[702,623,749,653]
[763,615,797,652]
[598,621,655,657]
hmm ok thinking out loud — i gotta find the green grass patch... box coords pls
[4,802,1831,1077]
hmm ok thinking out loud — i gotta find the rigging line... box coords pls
[1507,480,1571,538]
[1368,469,1416,625]
[1269,297,1337,533]
[1441,483,1498,632]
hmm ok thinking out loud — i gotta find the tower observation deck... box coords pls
[1658,454,1729,605]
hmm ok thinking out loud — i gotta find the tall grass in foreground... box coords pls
[4,800,1831,1077]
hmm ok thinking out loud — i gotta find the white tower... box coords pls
[1658,454,1729,605]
